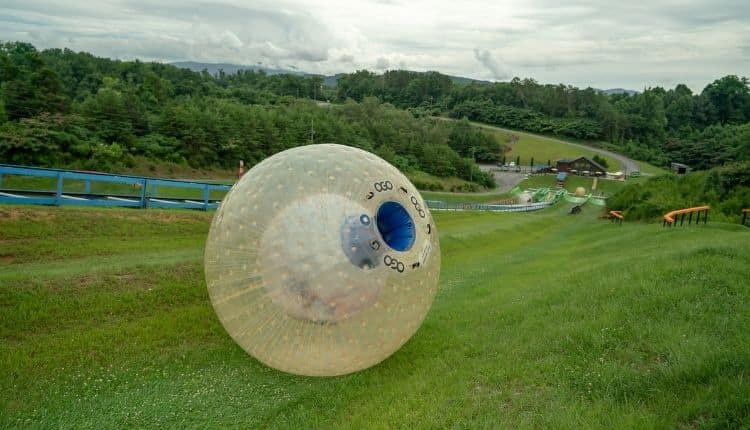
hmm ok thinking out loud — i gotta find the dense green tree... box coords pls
[702,75,750,124]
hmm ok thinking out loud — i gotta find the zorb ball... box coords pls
[204,144,440,376]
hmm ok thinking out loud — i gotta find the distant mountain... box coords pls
[170,61,491,88]
[601,88,639,96]
[170,61,305,77]
[447,75,492,85]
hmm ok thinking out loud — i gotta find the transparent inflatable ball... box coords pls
[204,144,441,376]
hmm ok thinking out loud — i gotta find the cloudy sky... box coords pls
[2,0,749,91]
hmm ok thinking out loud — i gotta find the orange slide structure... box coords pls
[663,205,710,227]
[609,210,624,224]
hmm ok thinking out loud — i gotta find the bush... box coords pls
[608,162,750,222]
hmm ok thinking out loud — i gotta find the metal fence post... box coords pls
[84,179,91,194]
[203,184,210,210]
[140,179,148,208]
[55,172,63,206]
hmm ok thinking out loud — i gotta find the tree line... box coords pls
[336,70,750,170]
[1,40,747,182]
[0,42,497,188]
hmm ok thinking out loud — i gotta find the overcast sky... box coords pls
[2,0,749,91]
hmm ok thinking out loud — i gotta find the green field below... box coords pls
[477,125,620,169]
[631,161,668,175]
[1,204,749,428]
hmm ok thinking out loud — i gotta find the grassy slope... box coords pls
[472,124,620,169]
[1,205,749,428]
[633,162,668,176]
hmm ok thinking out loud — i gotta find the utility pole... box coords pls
[470,147,476,182]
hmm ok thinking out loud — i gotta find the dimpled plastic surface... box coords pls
[204,144,440,376]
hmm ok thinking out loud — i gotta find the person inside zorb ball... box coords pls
[204,144,440,376]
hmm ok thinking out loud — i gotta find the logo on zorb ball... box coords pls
[204,144,441,376]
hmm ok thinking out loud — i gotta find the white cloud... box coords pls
[0,0,748,90]
[473,49,510,80]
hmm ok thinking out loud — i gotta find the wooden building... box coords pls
[555,157,606,176]
[671,162,690,175]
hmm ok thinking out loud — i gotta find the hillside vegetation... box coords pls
[1,205,749,428]
[608,161,750,222]
[0,42,502,189]
[338,71,750,170]
[2,41,748,189]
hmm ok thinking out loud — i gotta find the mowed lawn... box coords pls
[1,204,749,428]
[476,125,620,170]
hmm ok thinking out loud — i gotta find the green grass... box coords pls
[636,161,669,176]
[1,205,749,428]
[472,124,620,170]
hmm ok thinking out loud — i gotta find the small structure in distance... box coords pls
[555,157,606,176]
[671,162,691,175]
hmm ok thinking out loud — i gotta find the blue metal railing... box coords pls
[0,164,232,210]
[424,200,553,213]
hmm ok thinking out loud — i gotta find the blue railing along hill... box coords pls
[0,164,232,211]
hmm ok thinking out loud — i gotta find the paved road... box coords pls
[477,165,526,192]
[435,117,642,174]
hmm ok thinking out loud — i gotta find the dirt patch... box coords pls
[0,255,15,264]
[12,263,202,294]
[0,207,57,222]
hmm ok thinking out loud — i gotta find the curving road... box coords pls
[435,117,641,174]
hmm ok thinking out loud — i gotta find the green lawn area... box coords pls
[637,161,669,176]
[474,125,620,170]
[1,204,749,428]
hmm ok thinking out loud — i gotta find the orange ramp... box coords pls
[663,206,710,227]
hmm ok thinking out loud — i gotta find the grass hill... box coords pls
[1,204,748,427]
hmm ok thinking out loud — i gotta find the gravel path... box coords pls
[477,165,526,192]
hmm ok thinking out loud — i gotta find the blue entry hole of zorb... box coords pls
[376,201,416,252]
